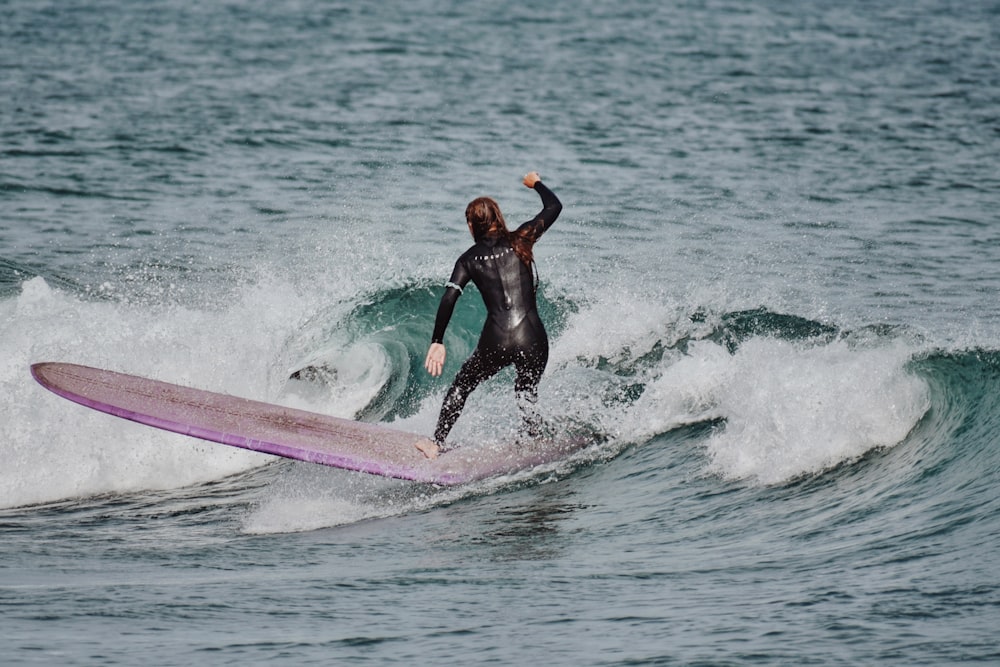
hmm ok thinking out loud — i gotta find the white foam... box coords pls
[627,337,930,485]
[280,339,396,417]
[0,276,333,508]
[549,290,687,369]
[625,339,732,438]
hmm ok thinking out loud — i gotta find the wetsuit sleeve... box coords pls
[431,258,471,344]
[514,181,562,241]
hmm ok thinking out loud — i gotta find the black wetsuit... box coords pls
[431,182,562,445]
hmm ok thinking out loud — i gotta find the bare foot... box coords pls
[415,438,440,460]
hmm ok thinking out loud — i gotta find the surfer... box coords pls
[416,171,562,459]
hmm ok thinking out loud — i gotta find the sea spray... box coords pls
[693,338,929,484]
[0,276,305,508]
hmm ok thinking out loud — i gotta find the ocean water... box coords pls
[2,0,999,664]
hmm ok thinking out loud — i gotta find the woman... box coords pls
[417,171,562,459]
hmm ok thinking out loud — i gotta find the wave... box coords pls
[274,285,994,493]
[2,274,998,516]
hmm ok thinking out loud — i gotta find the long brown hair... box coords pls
[465,197,540,266]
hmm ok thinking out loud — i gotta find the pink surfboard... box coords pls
[31,362,591,486]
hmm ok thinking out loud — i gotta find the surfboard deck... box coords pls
[31,362,591,486]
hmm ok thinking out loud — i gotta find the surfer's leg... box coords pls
[433,348,505,446]
[514,343,549,439]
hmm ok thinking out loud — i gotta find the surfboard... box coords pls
[30,362,591,486]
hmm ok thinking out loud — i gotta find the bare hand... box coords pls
[425,342,446,377]
[522,171,541,188]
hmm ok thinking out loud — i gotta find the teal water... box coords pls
[2,0,1000,664]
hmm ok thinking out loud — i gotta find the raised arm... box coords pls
[517,171,562,238]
